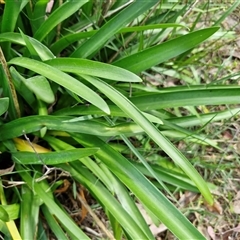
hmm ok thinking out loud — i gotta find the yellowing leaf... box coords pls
[13,138,51,153]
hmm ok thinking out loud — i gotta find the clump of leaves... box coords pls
[0,1,240,239]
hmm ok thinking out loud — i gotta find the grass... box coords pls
[0,1,240,239]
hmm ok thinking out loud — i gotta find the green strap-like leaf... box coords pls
[12,148,99,165]
[130,88,240,110]
[45,58,141,82]
[20,185,41,240]
[0,65,20,120]
[17,165,91,240]
[31,0,50,34]
[61,161,151,239]
[0,115,144,140]
[71,0,159,58]
[81,75,214,205]
[41,205,69,240]
[23,76,55,104]
[44,135,155,240]
[131,161,199,192]
[1,0,29,59]
[71,132,206,240]
[8,57,110,114]
[50,23,187,55]
[10,67,36,108]
[34,0,89,42]
[0,32,55,60]
[113,27,219,73]
[0,98,9,116]
[53,87,240,117]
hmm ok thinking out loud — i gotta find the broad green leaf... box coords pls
[81,75,214,205]
[12,148,99,165]
[0,98,9,116]
[130,88,240,110]
[0,32,55,60]
[0,32,24,45]
[23,76,55,104]
[8,57,110,114]
[0,65,20,120]
[0,116,144,140]
[34,1,89,42]
[45,58,142,82]
[71,133,206,240]
[0,204,19,221]
[0,206,9,222]
[113,27,219,73]
[71,0,159,58]
[53,87,240,118]
[10,67,36,107]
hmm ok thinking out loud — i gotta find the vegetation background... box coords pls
[0,0,239,239]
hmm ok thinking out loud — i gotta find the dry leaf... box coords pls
[205,200,223,214]
[79,187,88,223]
[136,203,167,236]
[178,191,199,207]
[222,130,233,140]
[219,224,240,240]
[13,138,51,153]
[54,179,70,193]
[198,226,211,240]
[149,224,167,236]
[207,226,216,240]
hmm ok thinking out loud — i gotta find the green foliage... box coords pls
[0,97,8,116]
[0,1,239,239]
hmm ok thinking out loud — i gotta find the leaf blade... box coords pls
[17,165,91,240]
[71,0,159,58]
[45,58,142,82]
[71,133,206,240]
[81,75,214,205]
[0,98,9,116]
[8,57,110,114]
[34,1,89,42]
[113,27,219,73]
[12,148,99,165]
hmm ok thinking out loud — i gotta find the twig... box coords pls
[182,0,201,19]
[22,131,54,181]
[77,190,116,240]
[0,47,21,117]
